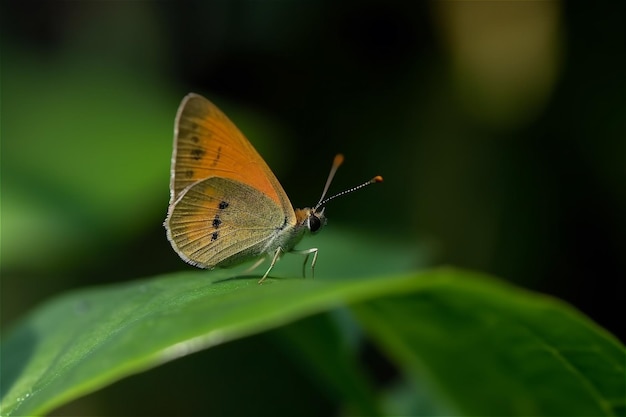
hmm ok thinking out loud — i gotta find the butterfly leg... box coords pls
[291,248,318,279]
[258,247,284,284]
[302,253,310,278]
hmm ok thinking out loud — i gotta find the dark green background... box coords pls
[2,1,624,415]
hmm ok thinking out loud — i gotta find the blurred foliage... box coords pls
[1,1,625,416]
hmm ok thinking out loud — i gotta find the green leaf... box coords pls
[271,312,382,416]
[354,276,626,416]
[2,269,623,416]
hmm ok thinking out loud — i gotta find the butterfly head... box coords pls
[294,154,382,234]
[295,207,327,234]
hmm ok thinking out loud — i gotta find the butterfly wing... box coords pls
[166,177,295,268]
[170,93,294,219]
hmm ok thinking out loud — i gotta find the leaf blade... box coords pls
[353,273,626,416]
[2,269,623,416]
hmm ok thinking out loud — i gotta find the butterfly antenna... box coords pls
[314,154,383,211]
[315,154,345,207]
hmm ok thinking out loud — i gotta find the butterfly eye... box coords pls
[308,214,322,233]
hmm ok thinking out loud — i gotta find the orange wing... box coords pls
[170,93,292,213]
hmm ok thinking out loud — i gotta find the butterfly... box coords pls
[165,93,382,283]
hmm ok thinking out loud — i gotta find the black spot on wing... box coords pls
[210,146,222,168]
[190,148,205,160]
[212,215,222,228]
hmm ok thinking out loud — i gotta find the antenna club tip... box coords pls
[333,153,345,166]
[372,175,384,183]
